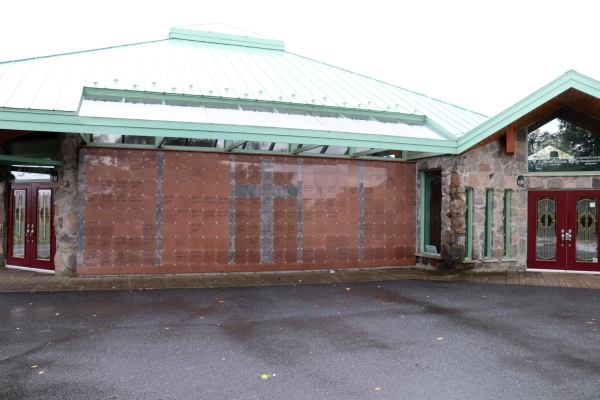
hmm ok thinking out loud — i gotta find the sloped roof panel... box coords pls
[0,26,488,138]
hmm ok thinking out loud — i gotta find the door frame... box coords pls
[6,182,56,272]
[527,190,600,272]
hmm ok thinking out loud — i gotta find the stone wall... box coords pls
[416,129,529,270]
[53,133,82,276]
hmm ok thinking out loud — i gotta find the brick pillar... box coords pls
[54,133,82,276]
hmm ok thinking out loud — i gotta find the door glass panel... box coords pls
[576,197,598,262]
[536,197,557,261]
[12,189,26,258]
[36,190,52,260]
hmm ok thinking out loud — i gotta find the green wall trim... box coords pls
[504,190,511,258]
[465,188,473,260]
[0,155,63,166]
[484,189,493,259]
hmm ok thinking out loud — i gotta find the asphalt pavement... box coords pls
[1,280,599,399]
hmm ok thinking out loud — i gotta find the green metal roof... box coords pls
[0,25,488,141]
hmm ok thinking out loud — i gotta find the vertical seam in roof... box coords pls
[205,42,238,98]
[227,48,272,101]
[237,47,292,102]
[3,59,37,107]
[28,55,59,109]
[166,41,184,95]
[279,54,342,107]
[140,44,147,93]
[398,90,473,133]
[287,53,373,109]
[191,41,221,97]
[321,63,395,112]
[256,48,315,104]
[51,52,78,111]
[176,39,203,95]
[214,44,257,99]
[153,42,166,94]
[0,61,13,81]
[231,48,284,102]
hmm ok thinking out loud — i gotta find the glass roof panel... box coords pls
[164,99,210,123]
[271,143,289,152]
[78,94,449,142]
[242,106,290,128]
[342,115,392,135]
[276,109,324,130]
[204,104,249,125]
[311,111,361,133]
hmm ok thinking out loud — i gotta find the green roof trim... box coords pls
[169,26,285,51]
[457,70,600,153]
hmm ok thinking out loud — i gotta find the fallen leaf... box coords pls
[261,374,271,380]
[54,313,59,316]
[38,371,44,374]
[31,366,38,369]
[218,300,224,303]
[222,358,226,361]
[92,315,97,317]
[165,327,169,330]
[298,280,302,282]
[586,322,597,325]
[200,317,204,319]
[437,338,443,340]
[375,387,381,391]
[346,288,351,291]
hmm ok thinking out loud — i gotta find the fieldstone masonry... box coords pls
[54,133,82,276]
[416,129,529,271]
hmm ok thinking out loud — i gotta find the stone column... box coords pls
[54,133,82,276]
[441,164,467,268]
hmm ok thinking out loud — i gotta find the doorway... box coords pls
[7,182,55,271]
[528,190,600,272]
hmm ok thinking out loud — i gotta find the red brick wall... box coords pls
[79,148,415,274]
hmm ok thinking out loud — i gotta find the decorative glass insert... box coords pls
[422,170,442,253]
[12,190,26,258]
[575,197,598,262]
[36,190,51,260]
[528,107,600,172]
[536,197,557,261]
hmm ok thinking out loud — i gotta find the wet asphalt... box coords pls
[1,280,599,400]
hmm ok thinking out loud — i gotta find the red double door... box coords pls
[528,191,600,272]
[7,183,55,271]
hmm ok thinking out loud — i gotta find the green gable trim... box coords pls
[457,71,600,153]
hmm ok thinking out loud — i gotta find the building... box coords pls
[1,24,599,275]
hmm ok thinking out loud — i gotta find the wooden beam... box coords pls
[505,125,515,155]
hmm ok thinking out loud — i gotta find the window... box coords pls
[484,189,493,258]
[504,190,511,258]
[465,188,473,260]
[421,170,442,254]
[527,106,600,173]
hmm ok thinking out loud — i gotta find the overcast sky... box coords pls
[1,0,598,117]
